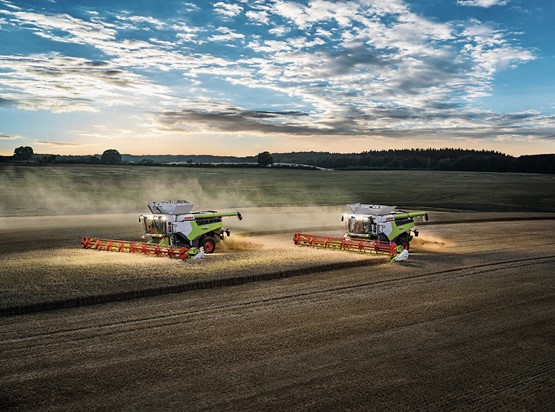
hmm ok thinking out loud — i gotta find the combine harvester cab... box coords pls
[294,204,428,259]
[342,204,428,251]
[140,201,242,252]
[82,200,242,260]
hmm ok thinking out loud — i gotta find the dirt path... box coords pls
[1,219,554,410]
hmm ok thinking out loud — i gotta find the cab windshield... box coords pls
[142,216,166,235]
[347,216,371,235]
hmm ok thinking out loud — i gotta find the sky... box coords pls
[0,0,554,157]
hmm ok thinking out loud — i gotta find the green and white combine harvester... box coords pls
[293,204,428,261]
[81,201,242,260]
[82,201,428,262]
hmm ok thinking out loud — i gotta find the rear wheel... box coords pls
[200,236,216,253]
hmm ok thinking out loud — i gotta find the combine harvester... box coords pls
[82,201,242,260]
[293,204,428,261]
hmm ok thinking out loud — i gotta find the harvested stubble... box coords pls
[0,233,385,311]
[1,205,550,313]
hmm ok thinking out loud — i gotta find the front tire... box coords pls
[395,234,411,251]
[200,236,216,253]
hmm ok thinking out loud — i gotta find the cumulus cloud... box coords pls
[118,15,166,30]
[0,54,171,112]
[246,10,270,25]
[460,21,534,92]
[5,10,117,45]
[182,2,200,13]
[213,2,243,18]
[457,0,509,7]
[173,23,202,44]
[208,26,245,42]
[268,25,290,36]
[0,0,546,147]
[272,0,358,29]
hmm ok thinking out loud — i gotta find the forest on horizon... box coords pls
[2,148,554,174]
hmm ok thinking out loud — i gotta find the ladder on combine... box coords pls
[293,233,399,256]
[81,237,199,260]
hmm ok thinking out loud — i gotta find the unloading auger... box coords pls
[82,201,242,260]
[293,204,428,259]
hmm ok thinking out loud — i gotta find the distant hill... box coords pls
[120,149,554,174]
[121,154,257,164]
[3,149,553,174]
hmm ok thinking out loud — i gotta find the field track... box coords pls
[1,218,554,410]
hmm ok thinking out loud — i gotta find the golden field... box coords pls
[1,165,554,410]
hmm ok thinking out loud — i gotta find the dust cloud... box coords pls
[411,233,453,251]
[0,166,356,252]
[217,236,263,252]
[227,205,345,234]
[0,166,258,217]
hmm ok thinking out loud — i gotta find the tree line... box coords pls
[271,149,555,174]
[1,146,553,174]
[1,147,123,165]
